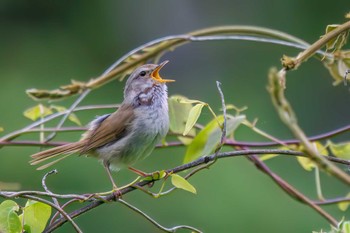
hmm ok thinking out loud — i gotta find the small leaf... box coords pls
[341,221,350,233]
[171,174,197,194]
[338,193,350,211]
[183,115,245,164]
[177,136,193,145]
[297,142,328,171]
[68,114,82,126]
[260,154,279,161]
[0,200,22,233]
[297,156,315,171]
[0,127,3,132]
[24,104,53,121]
[176,97,204,105]
[328,141,350,159]
[222,104,248,113]
[168,95,194,134]
[19,200,51,233]
[51,105,82,126]
[183,104,204,136]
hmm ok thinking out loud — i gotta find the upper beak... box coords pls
[151,60,175,83]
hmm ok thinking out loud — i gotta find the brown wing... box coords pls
[80,104,135,154]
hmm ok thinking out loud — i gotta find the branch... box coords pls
[268,68,350,185]
[26,25,331,102]
[118,199,202,233]
[246,154,338,226]
[0,104,118,142]
[43,148,349,231]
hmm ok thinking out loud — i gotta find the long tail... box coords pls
[30,141,86,170]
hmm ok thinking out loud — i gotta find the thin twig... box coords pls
[215,81,227,156]
[292,20,350,69]
[225,124,350,147]
[313,197,350,205]
[42,170,62,218]
[1,123,349,151]
[197,81,227,170]
[50,198,83,226]
[117,199,202,233]
[44,89,91,142]
[0,104,118,142]
[246,154,338,226]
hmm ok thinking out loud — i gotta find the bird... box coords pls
[30,61,174,193]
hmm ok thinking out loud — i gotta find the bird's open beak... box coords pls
[151,60,175,83]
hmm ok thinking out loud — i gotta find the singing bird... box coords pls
[30,61,174,192]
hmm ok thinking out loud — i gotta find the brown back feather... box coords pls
[80,104,134,154]
[29,104,134,169]
[30,140,86,167]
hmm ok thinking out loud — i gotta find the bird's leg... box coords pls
[103,161,122,198]
[128,166,166,181]
[128,166,151,177]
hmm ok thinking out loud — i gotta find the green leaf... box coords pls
[0,200,22,233]
[171,174,196,194]
[260,154,279,161]
[19,200,51,233]
[168,95,194,134]
[0,127,3,132]
[183,104,204,136]
[342,221,350,233]
[338,193,350,211]
[176,97,204,105]
[183,115,245,164]
[328,141,350,159]
[24,104,53,121]
[297,142,328,171]
[51,105,82,126]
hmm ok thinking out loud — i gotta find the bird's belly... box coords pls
[96,106,169,171]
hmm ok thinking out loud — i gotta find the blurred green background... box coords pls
[1,1,349,232]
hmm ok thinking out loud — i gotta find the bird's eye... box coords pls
[139,71,147,77]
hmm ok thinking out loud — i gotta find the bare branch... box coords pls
[118,199,202,233]
[246,154,338,226]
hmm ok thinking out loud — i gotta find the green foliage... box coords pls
[297,142,328,171]
[23,104,82,125]
[50,105,82,126]
[171,174,197,194]
[337,193,350,211]
[168,95,196,145]
[183,103,204,136]
[0,200,22,233]
[23,104,53,121]
[183,114,245,164]
[19,200,52,233]
[328,141,350,159]
[0,200,51,233]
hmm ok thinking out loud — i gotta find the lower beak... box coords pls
[151,60,175,83]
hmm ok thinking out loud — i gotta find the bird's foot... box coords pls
[128,167,167,181]
[112,188,123,199]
